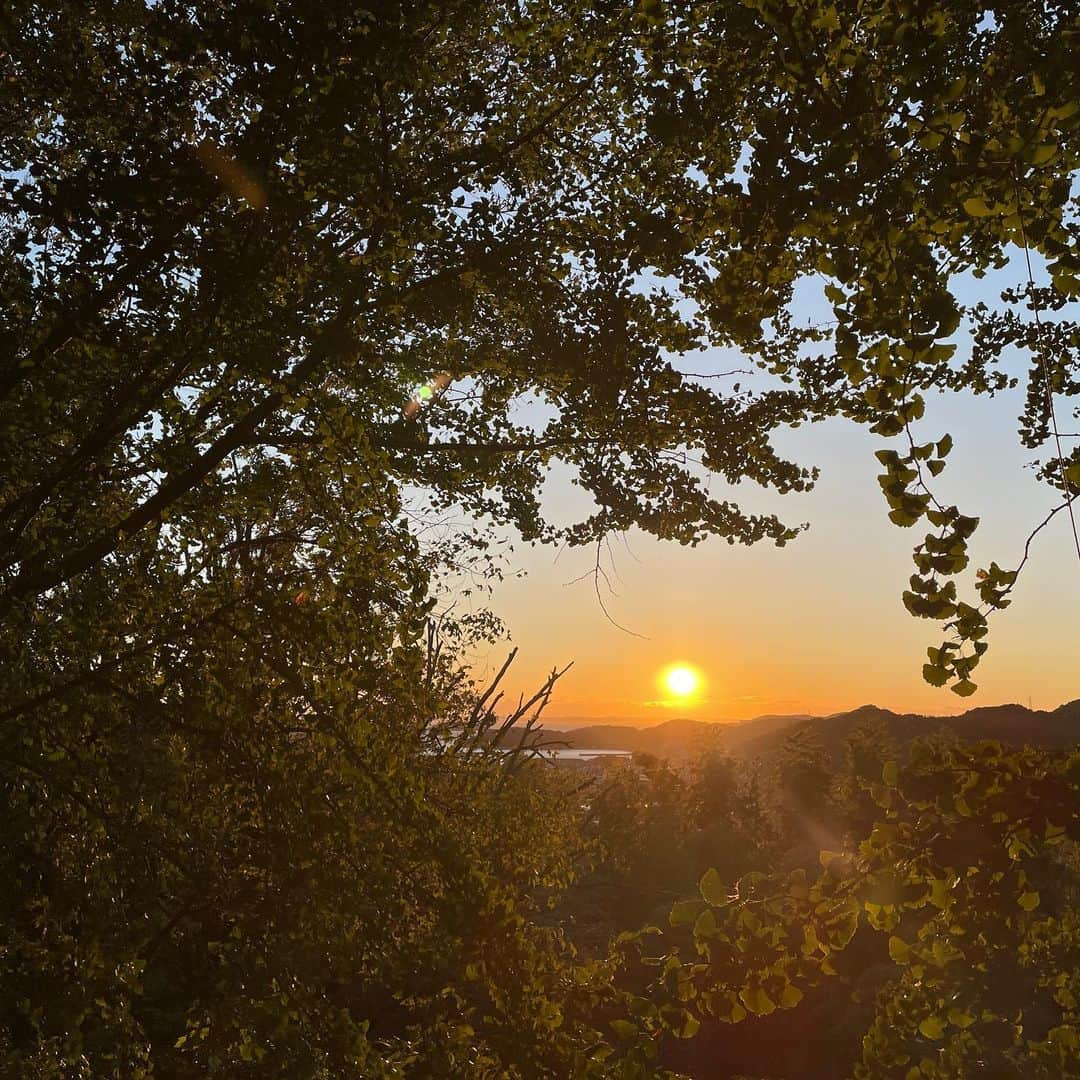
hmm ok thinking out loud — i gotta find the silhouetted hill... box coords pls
[533,717,733,760]
[713,713,816,753]
[531,700,1079,762]
[735,700,1080,763]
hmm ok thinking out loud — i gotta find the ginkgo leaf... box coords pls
[699,868,727,905]
[739,986,776,1016]
[670,899,706,927]
[919,1015,946,1040]
[947,1007,975,1029]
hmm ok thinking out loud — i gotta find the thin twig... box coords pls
[564,537,648,639]
[1013,172,1080,564]
[677,367,752,380]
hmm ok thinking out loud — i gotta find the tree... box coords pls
[0,600,684,1077]
[2,0,1079,1075]
[562,750,777,950]
[774,727,841,861]
[654,740,1080,1078]
[4,1,1077,685]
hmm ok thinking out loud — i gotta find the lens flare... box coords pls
[403,371,453,419]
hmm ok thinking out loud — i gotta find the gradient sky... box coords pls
[456,255,1080,725]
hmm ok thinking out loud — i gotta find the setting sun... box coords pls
[661,664,702,699]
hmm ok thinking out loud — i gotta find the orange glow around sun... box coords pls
[660,663,703,701]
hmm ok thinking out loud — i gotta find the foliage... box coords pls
[648,740,1080,1078]
[0,600,683,1077]
[561,750,778,951]
[1,1,1078,686]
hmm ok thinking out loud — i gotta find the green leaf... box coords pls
[670,899,707,927]
[699,868,727,905]
[1017,891,1040,912]
[780,983,804,1008]
[610,1019,638,1041]
[814,5,841,32]
[693,907,718,938]
[882,761,899,786]
[947,1007,975,1029]
[871,782,893,808]
[888,935,910,964]
[951,679,977,697]
[919,1015,946,1040]
[677,1014,700,1039]
[721,1000,747,1024]
[786,868,810,899]
[928,877,952,909]
[739,986,776,1016]
[963,197,994,217]
[923,664,949,687]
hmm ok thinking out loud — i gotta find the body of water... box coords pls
[539,747,632,761]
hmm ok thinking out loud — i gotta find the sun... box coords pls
[661,663,702,699]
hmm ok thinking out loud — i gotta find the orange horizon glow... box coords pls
[470,280,1079,725]
[476,403,1079,725]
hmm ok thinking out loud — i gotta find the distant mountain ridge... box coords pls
[528,699,1080,762]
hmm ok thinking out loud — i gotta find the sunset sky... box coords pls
[464,257,1080,726]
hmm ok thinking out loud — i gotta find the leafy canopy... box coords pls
[3,1,1079,691]
[2,0,1079,685]
[651,739,1080,1079]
